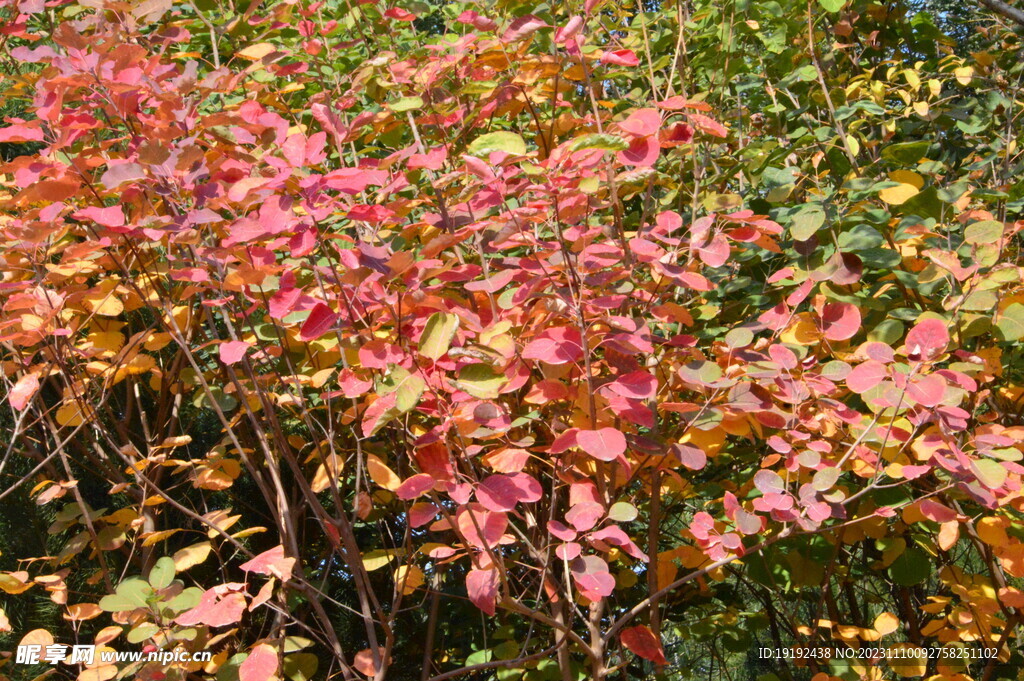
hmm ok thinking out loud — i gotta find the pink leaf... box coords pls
[476,473,541,512]
[353,648,387,677]
[522,326,583,365]
[219,341,251,365]
[466,568,500,615]
[907,374,946,407]
[671,443,707,471]
[621,625,668,666]
[846,361,887,394]
[409,502,439,527]
[239,644,278,681]
[299,303,336,341]
[905,318,949,361]
[0,123,44,143]
[456,505,508,549]
[601,49,639,66]
[175,586,247,627]
[74,206,125,228]
[396,473,435,500]
[565,501,604,532]
[9,373,40,411]
[617,109,661,138]
[819,302,860,341]
[606,371,657,399]
[239,545,295,580]
[502,14,548,42]
[577,428,626,462]
[686,113,727,138]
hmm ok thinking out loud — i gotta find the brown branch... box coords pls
[980,0,1024,27]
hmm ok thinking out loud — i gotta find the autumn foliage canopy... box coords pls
[2,0,1024,680]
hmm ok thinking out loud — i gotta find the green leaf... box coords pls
[811,467,840,492]
[995,303,1024,341]
[888,547,928,586]
[881,141,930,164]
[148,556,176,589]
[393,371,426,413]
[608,502,638,522]
[283,653,319,681]
[390,96,423,112]
[419,312,459,360]
[127,622,160,644]
[790,204,825,241]
[818,0,845,12]
[568,133,629,152]
[964,220,1003,245]
[453,364,508,399]
[973,459,1007,489]
[99,577,153,612]
[467,131,527,157]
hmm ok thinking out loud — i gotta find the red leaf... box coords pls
[819,302,860,341]
[239,545,296,580]
[905,317,949,361]
[577,428,626,462]
[299,303,337,341]
[396,473,435,500]
[620,625,668,666]
[239,644,278,681]
[466,568,500,615]
[219,341,251,365]
[384,7,416,20]
[522,326,583,365]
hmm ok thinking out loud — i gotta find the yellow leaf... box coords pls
[954,65,973,86]
[310,454,344,493]
[0,571,34,594]
[363,549,401,571]
[874,612,899,636]
[367,455,401,491]
[903,68,921,90]
[977,517,1009,546]
[237,42,278,61]
[56,402,86,427]
[938,521,959,551]
[141,529,180,546]
[84,281,124,317]
[889,170,924,189]
[173,541,212,571]
[780,313,821,345]
[879,183,920,206]
[66,603,103,621]
[913,101,929,117]
[394,565,424,595]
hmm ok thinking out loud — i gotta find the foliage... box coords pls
[1,1,1024,681]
